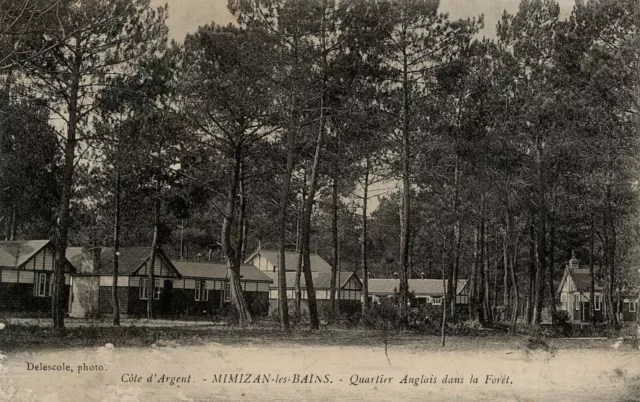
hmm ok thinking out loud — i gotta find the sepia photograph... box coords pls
[0,0,639,400]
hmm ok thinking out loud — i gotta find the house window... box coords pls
[195,280,208,301]
[575,293,581,310]
[139,278,149,300]
[594,294,601,311]
[560,293,567,303]
[630,301,637,313]
[223,281,231,302]
[432,297,442,306]
[34,273,51,297]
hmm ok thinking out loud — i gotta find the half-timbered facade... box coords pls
[171,261,272,316]
[0,240,74,315]
[265,271,363,317]
[69,246,274,318]
[68,247,181,318]
[557,257,638,324]
[368,278,469,307]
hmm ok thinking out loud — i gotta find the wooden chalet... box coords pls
[367,278,469,308]
[171,261,272,316]
[557,256,638,324]
[0,240,74,315]
[265,271,363,317]
[68,246,274,318]
[68,246,180,318]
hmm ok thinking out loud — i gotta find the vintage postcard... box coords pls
[0,0,639,401]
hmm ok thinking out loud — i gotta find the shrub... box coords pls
[406,305,441,334]
[552,310,572,337]
[249,295,270,317]
[361,302,401,333]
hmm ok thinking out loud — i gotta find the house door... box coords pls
[161,280,173,314]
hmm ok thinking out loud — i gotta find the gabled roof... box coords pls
[368,278,467,297]
[172,261,273,283]
[66,247,84,271]
[245,249,333,273]
[556,265,639,296]
[264,271,360,290]
[556,266,603,294]
[0,240,50,268]
[68,247,179,277]
[569,268,603,292]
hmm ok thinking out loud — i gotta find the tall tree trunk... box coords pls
[276,91,298,333]
[221,147,251,324]
[608,232,617,327]
[235,165,247,269]
[477,196,486,325]
[527,217,536,325]
[533,135,546,326]
[298,3,333,330]
[330,176,338,311]
[450,210,460,322]
[509,233,520,335]
[502,220,510,309]
[361,157,370,315]
[547,205,556,322]
[300,100,325,330]
[112,171,121,326]
[296,173,308,317]
[9,203,16,241]
[589,216,596,326]
[469,225,479,321]
[482,221,492,325]
[399,40,411,326]
[52,58,81,330]
[492,234,499,315]
[294,245,303,317]
[147,197,159,320]
[441,248,447,348]
[295,172,306,317]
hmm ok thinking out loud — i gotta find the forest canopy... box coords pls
[0,0,639,330]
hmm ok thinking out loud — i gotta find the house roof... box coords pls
[245,249,333,273]
[65,247,84,271]
[568,267,603,292]
[264,271,359,290]
[172,261,273,283]
[67,247,175,276]
[556,266,603,294]
[0,240,50,268]
[368,278,468,297]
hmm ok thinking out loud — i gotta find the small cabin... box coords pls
[171,260,272,316]
[556,256,637,324]
[0,240,74,315]
[367,278,469,307]
[68,246,181,318]
[265,271,363,317]
[69,246,274,319]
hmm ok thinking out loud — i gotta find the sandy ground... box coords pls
[1,339,639,402]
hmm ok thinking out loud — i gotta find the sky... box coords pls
[153,0,578,42]
[151,0,578,212]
